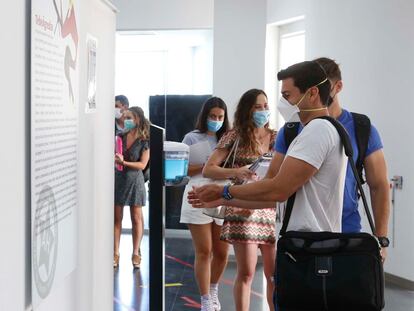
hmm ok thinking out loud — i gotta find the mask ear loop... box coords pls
[327,80,339,106]
[298,77,329,112]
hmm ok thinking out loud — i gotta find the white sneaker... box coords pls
[210,289,221,311]
[201,296,214,311]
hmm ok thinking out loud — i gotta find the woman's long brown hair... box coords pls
[234,89,271,154]
[128,106,150,140]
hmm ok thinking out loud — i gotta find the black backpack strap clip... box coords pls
[284,122,301,150]
[351,112,371,184]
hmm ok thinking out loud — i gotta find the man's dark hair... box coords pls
[115,95,129,107]
[314,57,342,82]
[277,61,331,106]
[195,96,230,140]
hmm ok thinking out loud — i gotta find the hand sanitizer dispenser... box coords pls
[164,141,190,186]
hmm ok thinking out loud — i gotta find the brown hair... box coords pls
[234,89,271,154]
[128,106,150,140]
[313,57,342,82]
[194,96,230,141]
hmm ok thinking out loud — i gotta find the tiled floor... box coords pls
[114,233,414,311]
[164,238,267,311]
[114,234,150,311]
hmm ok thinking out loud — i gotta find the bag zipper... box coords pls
[284,252,297,262]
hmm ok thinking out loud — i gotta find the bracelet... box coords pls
[222,184,233,200]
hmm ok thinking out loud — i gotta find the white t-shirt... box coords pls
[180,130,223,225]
[285,119,347,232]
[182,130,217,150]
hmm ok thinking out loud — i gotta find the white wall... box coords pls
[0,1,28,310]
[113,0,268,121]
[213,0,267,121]
[36,0,117,310]
[0,1,117,310]
[268,0,414,282]
[76,0,117,310]
[113,0,213,30]
[267,0,305,24]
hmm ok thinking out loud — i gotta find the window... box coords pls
[277,22,305,127]
[115,30,213,118]
[265,19,305,129]
[115,29,213,230]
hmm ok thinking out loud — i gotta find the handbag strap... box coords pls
[222,137,240,168]
[279,116,377,236]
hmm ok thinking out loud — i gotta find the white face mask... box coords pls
[277,78,329,121]
[277,96,300,122]
[115,108,123,119]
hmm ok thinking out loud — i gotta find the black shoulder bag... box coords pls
[275,116,384,311]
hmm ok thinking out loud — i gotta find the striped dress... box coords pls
[218,129,277,245]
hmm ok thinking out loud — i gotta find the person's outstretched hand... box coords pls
[193,184,224,203]
[188,189,222,209]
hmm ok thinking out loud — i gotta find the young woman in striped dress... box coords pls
[203,89,277,311]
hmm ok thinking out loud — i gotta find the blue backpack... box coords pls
[283,112,371,184]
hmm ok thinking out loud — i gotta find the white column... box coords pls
[213,0,267,122]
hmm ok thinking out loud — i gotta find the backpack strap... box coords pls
[284,122,300,149]
[351,112,371,184]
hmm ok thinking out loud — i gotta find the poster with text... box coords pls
[86,34,97,112]
[31,0,79,307]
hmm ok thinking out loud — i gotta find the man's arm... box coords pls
[264,152,285,179]
[364,149,390,237]
[230,156,317,202]
[188,193,276,210]
[195,155,317,203]
[195,120,337,204]
[190,152,286,209]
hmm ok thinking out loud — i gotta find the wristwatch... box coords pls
[222,184,233,200]
[377,236,390,248]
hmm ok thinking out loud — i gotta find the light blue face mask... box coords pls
[207,119,224,132]
[252,110,271,128]
[124,119,136,130]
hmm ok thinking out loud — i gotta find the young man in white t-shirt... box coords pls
[189,61,347,233]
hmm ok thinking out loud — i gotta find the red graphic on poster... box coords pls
[52,0,78,105]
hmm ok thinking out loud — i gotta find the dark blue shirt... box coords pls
[275,109,383,232]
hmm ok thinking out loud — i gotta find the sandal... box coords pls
[114,253,120,268]
[132,254,141,269]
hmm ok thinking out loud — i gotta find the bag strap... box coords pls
[284,122,300,149]
[351,112,371,184]
[222,137,240,168]
[279,116,377,236]
[279,193,296,234]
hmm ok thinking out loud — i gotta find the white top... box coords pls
[182,131,217,183]
[285,119,347,232]
[182,130,217,150]
[180,130,223,225]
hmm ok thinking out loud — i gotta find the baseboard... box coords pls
[165,229,192,239]
[385,272,414,291]
[122,228,149,235]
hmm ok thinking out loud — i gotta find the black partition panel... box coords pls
[149,94,211,142]
[149,95,211,229]
[149,124,165,311]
